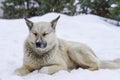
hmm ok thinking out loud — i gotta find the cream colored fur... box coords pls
[14,16,120,76]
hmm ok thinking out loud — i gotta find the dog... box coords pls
[14,15,120,76]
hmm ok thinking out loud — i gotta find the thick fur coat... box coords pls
[14,16,120,76]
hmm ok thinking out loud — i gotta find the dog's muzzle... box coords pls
[35,38,47,48]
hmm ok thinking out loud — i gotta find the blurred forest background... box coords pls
[0,0,120,23]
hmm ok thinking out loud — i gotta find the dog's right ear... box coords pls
[24,18,33,30]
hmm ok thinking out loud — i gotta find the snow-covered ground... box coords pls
[0,13,120,80]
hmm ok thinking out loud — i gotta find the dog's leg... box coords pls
[68,48,100,71]
[39,64,67,74]
[14,65,31,76]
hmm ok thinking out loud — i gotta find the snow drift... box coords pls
[0,13,120,80]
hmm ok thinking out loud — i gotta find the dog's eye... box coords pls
[43,32,48,37]
[33,33,37,36]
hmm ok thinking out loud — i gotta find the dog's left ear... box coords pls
[51,15,60,30]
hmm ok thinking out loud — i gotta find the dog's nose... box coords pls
[36,42,41,47]
[35,42,47,48]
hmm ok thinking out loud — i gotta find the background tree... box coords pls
[109,1,120,26]
[1,0,76,19]
[1,0,40,18]
[78,0,92,14]
[78,0,111,18]
[1,0,120,24]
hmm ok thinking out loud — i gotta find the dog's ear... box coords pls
[51,15,60,30]
[24,18,33,30]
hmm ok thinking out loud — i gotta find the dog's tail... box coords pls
[100,58,120,69]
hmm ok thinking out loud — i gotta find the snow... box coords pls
[111,4,117,8]
[0,13,120,80]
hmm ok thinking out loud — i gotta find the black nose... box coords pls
[36,42,41,47]
[35,42,47,48]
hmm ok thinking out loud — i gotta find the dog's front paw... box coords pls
[14,67,30,76]
[39,67,49,74]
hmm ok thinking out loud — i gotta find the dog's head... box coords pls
[24,16,60,53]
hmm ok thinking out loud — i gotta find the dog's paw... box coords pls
[39,67,49,74]
[14,69,22,76]
[14,67,30,76]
